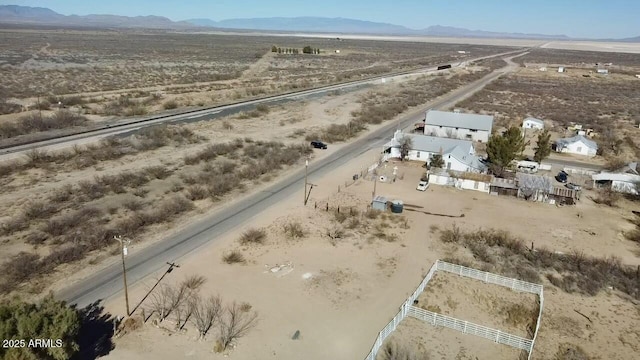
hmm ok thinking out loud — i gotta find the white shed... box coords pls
[558,66,565,73]
[522,117,544,130]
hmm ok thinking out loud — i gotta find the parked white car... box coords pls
[416,181,429,191]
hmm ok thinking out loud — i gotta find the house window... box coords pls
[470,129,478,132]
[577,146,582,152]
[447,162,451,170]
[417,151,420,158]
[474,181,479,189]
[466,134,472,139]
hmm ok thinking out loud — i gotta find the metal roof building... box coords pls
[425,110,494,131]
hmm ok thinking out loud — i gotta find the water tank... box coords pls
[390,200,404,213]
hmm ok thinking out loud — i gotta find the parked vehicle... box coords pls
[555,171,568,183]
[566,183,582,191]
[310,141,327,149]
[416,181,429,191]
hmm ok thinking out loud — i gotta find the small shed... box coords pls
[490,177,518,197]
[596,69,609,75]
[558,66,565,73]
[549,186,579,205]
[372,196,388,211]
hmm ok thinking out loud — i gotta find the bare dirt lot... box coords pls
[102,158,640,360]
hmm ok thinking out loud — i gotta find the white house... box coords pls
[384,131,486,173]
[553,135,598,157]
[592,162,640,195]
[423,110,493,143]
[522,117,544,130]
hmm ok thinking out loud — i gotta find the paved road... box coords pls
[58,55,522,309]
[542,157,603,171]
[0,49,527,160]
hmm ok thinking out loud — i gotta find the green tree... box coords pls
[277,47,281,54]
[429,154,445,169]
[533,129,552,163]
[399,136,413,161]
[486,126,526,176]
[302,46,313,54]
[0,294,80,360]
[271,45,277,52]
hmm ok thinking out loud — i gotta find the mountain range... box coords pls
[0,5,638,41]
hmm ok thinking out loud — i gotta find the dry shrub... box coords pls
[591,188,621,207]
[239,228,267,245]
[50,184,74,203]
[378,339,428,360]
[186,185,208,201]
[43,207,103,236]
[123,198,145,211]
[0,110,87,139]
[441,227,640,299]
[283,221,305,239]
[223,251,246,264]
[0,252,41,287]
[554,343,590,360]
[364,209,381,219]
[439,223,463,243]
[144,165,173,179]
[163,100,178,110]
[23,201,58,220]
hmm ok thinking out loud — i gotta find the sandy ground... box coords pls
[103,157,640,360]
[381,317,524,360]
[417,272,538,338]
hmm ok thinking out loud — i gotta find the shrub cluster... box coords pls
[439,226,639,299]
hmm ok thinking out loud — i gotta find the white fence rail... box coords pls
[407,306,533,351]
[436,260,543,295]
[363,260,544,360]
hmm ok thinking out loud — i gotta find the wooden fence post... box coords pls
[337,206,340,213]
[326,203,329,212]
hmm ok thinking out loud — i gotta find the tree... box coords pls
[0,294,80,360]
[190,295,222,339]
[486,126,526,176]
[302,46,313,54]
[271,45,277,53]
[533,129,552,163]
[399,136,413,161]
[429,154,444,169]
[217,302,258,351]
[597,128,623,156]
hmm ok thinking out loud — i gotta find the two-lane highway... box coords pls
[58,55,523,309]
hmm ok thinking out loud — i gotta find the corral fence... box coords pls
[364,260,544,360]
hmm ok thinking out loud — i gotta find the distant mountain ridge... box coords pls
[0,5,192,29]
[0,5,638,41]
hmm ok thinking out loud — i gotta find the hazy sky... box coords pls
[4,0,639,38]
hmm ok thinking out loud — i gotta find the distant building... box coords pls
[553,135,598,157]
[592,162,640,195]
[383,131,486,173]
[597,69,609,75]
[522,117,544,130]
[558,66,565,73]
[423,110,493,143]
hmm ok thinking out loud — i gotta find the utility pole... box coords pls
[304,159,309,205]
[114,235,131,316]
[372,169,378,200]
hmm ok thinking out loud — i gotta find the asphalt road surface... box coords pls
[542,157,603,171]
[58,55,522,309]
